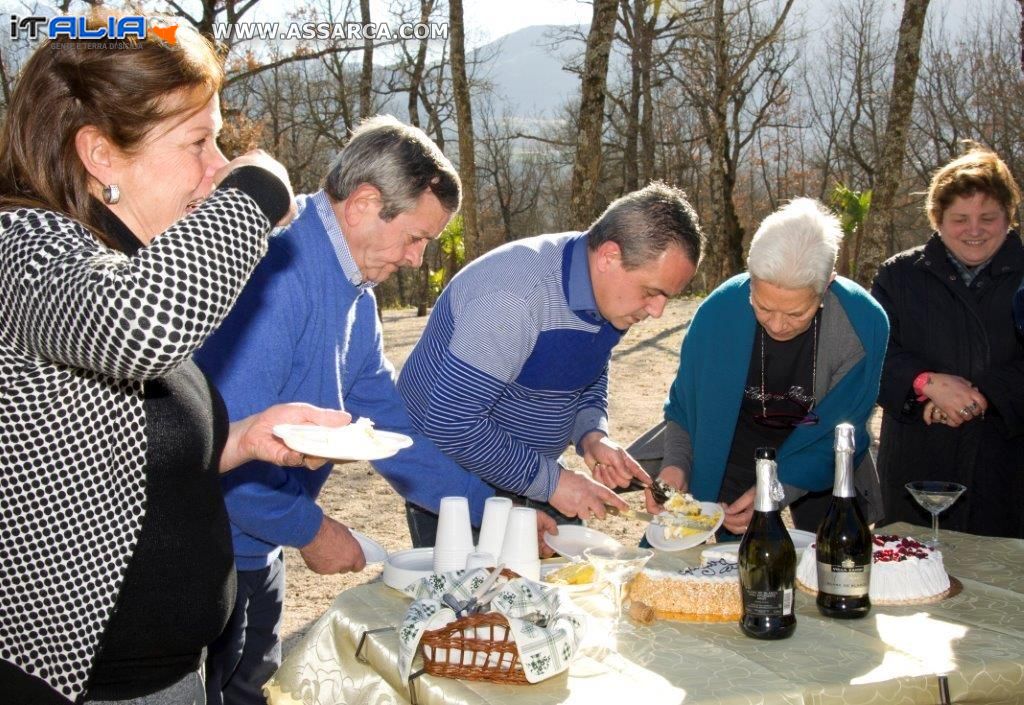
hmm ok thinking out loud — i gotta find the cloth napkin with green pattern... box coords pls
[397,568,586,683]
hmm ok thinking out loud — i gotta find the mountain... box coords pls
[471,24,585,118]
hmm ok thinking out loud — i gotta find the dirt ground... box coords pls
[281,298,882,653]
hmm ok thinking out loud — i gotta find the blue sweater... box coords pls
[665,274,889,498]
[195,192,494,570]
[398,233,621,501]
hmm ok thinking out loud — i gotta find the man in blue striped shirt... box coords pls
[398,183,705,544]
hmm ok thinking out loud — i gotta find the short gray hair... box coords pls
[322,114,461,220]
[587,182,704,268]
[747,198,842,294]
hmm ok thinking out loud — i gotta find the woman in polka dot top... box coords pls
[0,25,347,705]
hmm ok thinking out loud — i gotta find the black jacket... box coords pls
[871,232,1024,538]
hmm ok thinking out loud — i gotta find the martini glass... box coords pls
[583,546,653,632]
[905,481,967,549]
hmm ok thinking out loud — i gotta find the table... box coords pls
[265,523,1024,704]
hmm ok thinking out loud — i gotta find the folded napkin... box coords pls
[397,568,586,683]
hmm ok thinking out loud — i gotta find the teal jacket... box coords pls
[665,274,889,499]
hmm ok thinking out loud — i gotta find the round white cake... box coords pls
[796,534,951,604]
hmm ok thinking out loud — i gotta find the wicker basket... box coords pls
[419,612,529,684]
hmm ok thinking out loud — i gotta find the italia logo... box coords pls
[9,15,178,43]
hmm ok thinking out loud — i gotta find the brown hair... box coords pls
[926,145,1022,230]
[0,22,224,247]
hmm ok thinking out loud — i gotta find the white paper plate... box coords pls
[273,422,413,461]
[645,502,725,551]
[351,529,388,564]
[700,528,817,563]
[539,559,598,594]
[543,525,621,560]
[382,547,434,592]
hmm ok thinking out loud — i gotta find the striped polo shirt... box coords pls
[397,232,623,501]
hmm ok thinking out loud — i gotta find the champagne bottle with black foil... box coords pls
[738,447,797,639]
[815,423,872,618]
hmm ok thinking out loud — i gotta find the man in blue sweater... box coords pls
[398,182,705,544]
[194,116,530,705]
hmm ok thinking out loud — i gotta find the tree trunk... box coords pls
[858,0,930,286]
[570,0,619,228]
[449,0,481,258]
[638,3,656,184]
[359,0,373,118]
[708,0,745,281]
[408,0,434,128]
[623,0,642,192]
[1019,0,1024,77]
[0,47,11,108]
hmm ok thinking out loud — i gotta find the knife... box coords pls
[605,505,718,531]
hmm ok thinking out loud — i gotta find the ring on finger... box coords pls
[959,407,971,417]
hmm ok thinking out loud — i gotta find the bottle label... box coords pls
[817,561,870,596]
[742,588,793,617]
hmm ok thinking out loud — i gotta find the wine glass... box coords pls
[583,545,653,632]
[905,481,967,549]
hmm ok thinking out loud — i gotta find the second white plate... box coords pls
[543,525,621,560]
[644,501,725,551]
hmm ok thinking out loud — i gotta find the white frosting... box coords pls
[796,535,949,602]
[645,558,740,584]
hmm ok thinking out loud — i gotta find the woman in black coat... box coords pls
[872,147,1024,539]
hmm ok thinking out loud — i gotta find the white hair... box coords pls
[746,198,843,294]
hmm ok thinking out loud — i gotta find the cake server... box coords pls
[624,478,672,505]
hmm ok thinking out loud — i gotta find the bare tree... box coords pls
[448,0,480,258]
[359,0,373,117]
[666,0,796,284]
[570,0,619,228]
[1019,0,1024,77]
[858,0,930,286]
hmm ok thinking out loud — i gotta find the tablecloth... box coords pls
[265,522,1024,705]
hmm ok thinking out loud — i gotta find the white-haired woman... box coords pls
[641,198,889,536]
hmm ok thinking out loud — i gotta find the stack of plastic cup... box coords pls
[432,496,474,573]
[476,496,513,558]
[498,507,540,580]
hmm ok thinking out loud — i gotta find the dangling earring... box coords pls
[102,184,120,205]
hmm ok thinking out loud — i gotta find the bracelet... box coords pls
[912,372,932,401]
